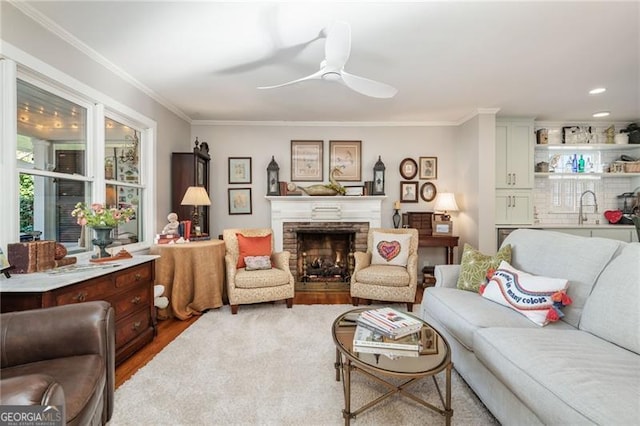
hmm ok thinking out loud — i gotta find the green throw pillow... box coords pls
[456,243,512,292]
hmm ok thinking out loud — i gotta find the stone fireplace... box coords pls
[267,196,385,284]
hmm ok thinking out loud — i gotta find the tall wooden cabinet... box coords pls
[171,138,210,235]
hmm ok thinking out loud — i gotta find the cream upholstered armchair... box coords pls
[223,228,294,314]
[351,227,419,311]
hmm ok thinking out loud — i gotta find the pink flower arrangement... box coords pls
[71,202,134,228]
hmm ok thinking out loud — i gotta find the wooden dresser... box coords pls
[0,256,157,365]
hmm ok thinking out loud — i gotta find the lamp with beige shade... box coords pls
[181,186,211,235]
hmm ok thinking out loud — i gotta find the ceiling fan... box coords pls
[257,21,398,99]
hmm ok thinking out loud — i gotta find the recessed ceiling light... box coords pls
[589,87,606,95]
[592,111,610,118]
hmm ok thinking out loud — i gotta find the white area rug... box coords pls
[110,304,497,425]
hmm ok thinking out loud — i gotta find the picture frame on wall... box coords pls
[399,158,418,180]
[291,140,323,182]
[420,181,437,202]
[329,140,361,181]
[228,157,252,184]
[228,188,252,215]
[419,157,438,179]
[400,181,419,203]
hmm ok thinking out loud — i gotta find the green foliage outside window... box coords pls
[19,174,34,232]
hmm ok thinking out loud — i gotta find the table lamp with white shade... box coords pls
[434,192,459,221]
[180,186,211,235]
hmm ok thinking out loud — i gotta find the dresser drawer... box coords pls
[116,309,151,348]
[111,284,150,318]
[115,263,152,288]
[55,277,114,305]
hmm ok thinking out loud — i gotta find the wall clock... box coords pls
[420,182,437,202]
[399,158,418,180]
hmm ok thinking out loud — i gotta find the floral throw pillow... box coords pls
[456,243,512,292]
[480,260,572,326]
[244,255,272,271]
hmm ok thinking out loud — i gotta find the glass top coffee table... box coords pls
[332,308,453,425]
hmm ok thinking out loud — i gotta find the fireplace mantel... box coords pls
[266,196,386,251]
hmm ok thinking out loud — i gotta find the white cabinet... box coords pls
[496,190,533,225]
[496,119,534,189]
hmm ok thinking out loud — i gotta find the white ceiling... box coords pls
[19,1,640,124]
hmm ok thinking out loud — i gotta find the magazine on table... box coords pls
[353,325,420,351]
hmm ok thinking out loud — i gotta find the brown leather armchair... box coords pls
[0,301,115,425]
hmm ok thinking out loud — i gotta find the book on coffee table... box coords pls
[353,325,420,351]
[358,307,423,339]
[353,343,420,358]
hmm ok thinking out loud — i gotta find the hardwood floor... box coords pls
[115,286,425,388]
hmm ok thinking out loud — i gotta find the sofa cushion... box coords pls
[480,261,571,326]
[371,232,411,267]
[354,265,410,287]
[502,229,622,328]
[456,243,512,292]
[474,328,640,425]
[580,243,639,354]
[422,287,573,351]
[235,268,290,289]
[1,355,105,425]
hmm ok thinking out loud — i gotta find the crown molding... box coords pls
[10,0,191,123]
[192,120,461,127]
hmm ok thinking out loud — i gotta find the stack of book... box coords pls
[353,307,438,359]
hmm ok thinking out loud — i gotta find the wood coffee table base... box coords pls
[334,349,453,425]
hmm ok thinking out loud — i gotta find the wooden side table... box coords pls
[149,240,225,320]
[418,235,459,265]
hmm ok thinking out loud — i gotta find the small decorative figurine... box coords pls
[161,212,180,235]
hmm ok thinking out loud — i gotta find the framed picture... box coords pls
[329,140,361,181]
[419,157,438,180]
[291,140,323,182]
[432,213,452,236]
[400,181,419,203]
[420,182,437,202]
[228,157,252,184]
[344,185,364,196]
[399,158,418,180]
[228,188,252,215]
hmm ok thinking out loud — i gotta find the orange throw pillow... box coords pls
[236,233,272,269]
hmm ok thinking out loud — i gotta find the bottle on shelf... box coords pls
[572,154,578,173]
[578,155,585,173]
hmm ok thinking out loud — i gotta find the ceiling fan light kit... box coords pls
[258,21,397,99]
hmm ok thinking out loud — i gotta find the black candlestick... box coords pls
[393,209,401,228]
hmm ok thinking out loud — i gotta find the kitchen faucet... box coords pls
[578,190,598,225]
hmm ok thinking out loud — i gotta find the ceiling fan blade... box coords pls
[324,21,351,68]
[257,69,324,90]
[340,71,398,98]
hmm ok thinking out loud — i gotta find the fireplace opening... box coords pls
[297,232,354,283]
[282,221,369,290]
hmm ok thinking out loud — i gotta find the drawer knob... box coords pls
[132,321,141,331]
[134,273,142,281]
[73,292,87,302]
[131,296,141,304]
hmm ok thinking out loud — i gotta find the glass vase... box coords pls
[92,226,114,259]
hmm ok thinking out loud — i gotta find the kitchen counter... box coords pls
[497,224,638,244]
[498,224,635,229]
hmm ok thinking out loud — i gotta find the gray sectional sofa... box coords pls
[419,228,639,425]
